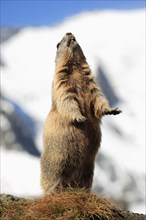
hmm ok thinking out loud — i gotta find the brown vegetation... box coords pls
[0,189,122,220]
[1,189,145,220]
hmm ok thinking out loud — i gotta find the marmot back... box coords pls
[40,33,121,194]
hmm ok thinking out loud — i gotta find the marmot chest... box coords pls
[69,78,93,117]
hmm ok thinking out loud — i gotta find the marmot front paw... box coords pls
[104,108,122,115]
[75,116,87,122]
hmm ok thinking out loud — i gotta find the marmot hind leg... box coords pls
[79,163,94,190]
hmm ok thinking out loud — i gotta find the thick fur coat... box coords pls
[40,33,121,194]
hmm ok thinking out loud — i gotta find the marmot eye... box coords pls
[57,42,61,49]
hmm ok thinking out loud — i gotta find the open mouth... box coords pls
[68,36,76,47]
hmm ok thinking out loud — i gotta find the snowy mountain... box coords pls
[0,9,145,213]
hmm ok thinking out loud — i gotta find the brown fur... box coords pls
[40,33,121,194]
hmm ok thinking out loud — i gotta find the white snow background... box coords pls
[1,9,145,213]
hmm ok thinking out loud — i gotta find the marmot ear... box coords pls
[57,42,61,49]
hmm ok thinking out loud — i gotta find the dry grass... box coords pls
[0,189,124,220]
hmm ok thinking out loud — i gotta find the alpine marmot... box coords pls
[40,33,121,194]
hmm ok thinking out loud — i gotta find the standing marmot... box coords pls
[40,33,121,194]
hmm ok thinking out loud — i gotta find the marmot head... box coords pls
[55,33,86,66]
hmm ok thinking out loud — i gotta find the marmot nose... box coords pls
[65,33,76,41]
[66,32,73,36]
